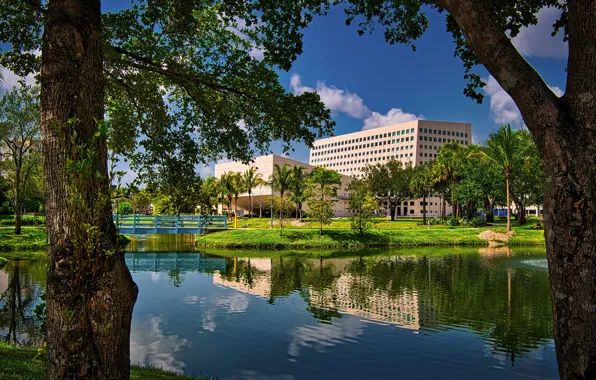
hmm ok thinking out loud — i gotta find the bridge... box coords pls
[125,252,227,273]
[114,214,227,235]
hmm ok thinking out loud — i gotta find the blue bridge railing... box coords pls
[113,214,227,235]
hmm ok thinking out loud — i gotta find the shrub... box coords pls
[429,217,445,225]
[470,217,487,227]
[446,216,460,226]
[459,218,469,226]
[117,201,133,215]
[0,215,45,226]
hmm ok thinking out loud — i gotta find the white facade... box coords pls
[214,154,354,217]
[309,120,472,217]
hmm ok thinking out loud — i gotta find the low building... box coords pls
[214,154,354,217]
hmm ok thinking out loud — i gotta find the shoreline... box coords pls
[195,227,545,250]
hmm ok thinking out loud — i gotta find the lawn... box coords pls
[0,342,214,380]
[0,229,47,254]
[196,220,545,249]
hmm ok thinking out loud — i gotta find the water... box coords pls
[1,237,558,379]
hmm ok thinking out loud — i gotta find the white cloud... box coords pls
[511,6,567,59]
[1,68,36,90]
[290,74,421,130]
[363,108,423,130]
[130,315,190,373]
[483,75,564,125]
[290,74,370,119]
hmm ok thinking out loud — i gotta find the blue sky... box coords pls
[1,2,568,182]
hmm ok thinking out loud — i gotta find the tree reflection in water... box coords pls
[0,259,45,345]
[218,251,552,366]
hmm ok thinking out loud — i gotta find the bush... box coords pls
[0,215,45,226]
[117,201,133,215]
[429,217,445,225]
[470,217,487,227]
[459,218,469,226]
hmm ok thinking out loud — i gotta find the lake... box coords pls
[0,235,558,379]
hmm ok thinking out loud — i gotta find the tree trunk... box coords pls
[279,193,283,235]
[441,186,446,220]
[505,170,511,232]
[14,204,22,235]
[422,194,427,224]
[41,1,138,378]
[389,200,395,221]
[248,190,252,218]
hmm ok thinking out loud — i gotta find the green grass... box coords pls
[0,229,47,253]
[0,342,214,380]
[197,221,545,249]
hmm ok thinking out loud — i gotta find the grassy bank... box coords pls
[0,342,213,380]
[0,229,47,253]
[196,223,545,249]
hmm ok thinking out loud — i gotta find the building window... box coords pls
[433,129,437,134]
[420,153,423,157]
[424,128,428,133]
[419,128,422,132]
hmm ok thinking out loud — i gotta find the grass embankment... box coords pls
[0,229,47,255]
[196,218,545,249]
[0,342,213,380]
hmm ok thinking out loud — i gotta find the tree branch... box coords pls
[437,0,561,140]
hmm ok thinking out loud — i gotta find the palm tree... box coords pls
[242,166,265,218]
[269,163,293,235]
[230,172,245,218]
[289,166,308,222]
[434,142,463,219]
[469,124,521,232]
[410,163,432,224]
[218,172,233,216]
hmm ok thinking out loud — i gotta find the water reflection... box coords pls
[1,248,556,379]
[0,259,45,345]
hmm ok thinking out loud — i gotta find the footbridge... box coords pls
[114,214,227,235]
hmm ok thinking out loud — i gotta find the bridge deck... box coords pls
[114,214,227,235]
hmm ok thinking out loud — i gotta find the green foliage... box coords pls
[0,215,45,226]
[363,159,413,220]
[269,164,294,234]
[131,190,152,214]
[0,85,43,232]
[446,216,460,226]
[305,167,342,234]
[289,166,308,221]
[470,217,487,227]
[117,201,133,215]
[242,166,266,217]
[348,179,377,234]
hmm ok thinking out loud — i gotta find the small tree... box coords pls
[469,124,521,232]
[306,167,341,235]
[242,166,265,218]
[290,165,308,222]
[364,160,413,220]
[131,190,152,214]
[348,179,377,234]
[269,164,293,235]
[0,85,42,234]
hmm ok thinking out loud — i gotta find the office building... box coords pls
[309,120,472,217]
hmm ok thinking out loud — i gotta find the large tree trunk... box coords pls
[41,1,138,378]
[388,200,395,221]
[438,1,595,375]
[541,118,596,379]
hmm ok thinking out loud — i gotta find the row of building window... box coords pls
[313,129,417,150]
[312,145,416,163]
[312,138,415,156]
[419,128,468,138]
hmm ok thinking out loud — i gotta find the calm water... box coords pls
[1,236,558,379]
